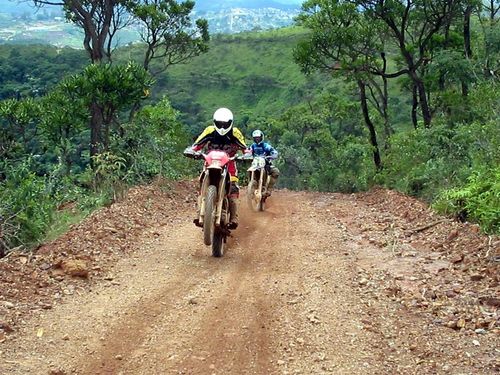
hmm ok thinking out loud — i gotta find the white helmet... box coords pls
[252,129,264,144]
[213,107,233,136]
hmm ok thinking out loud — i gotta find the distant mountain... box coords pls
[0,0,302,47]
[0,1,39,14]
[0,1,303,14]
[195,0,302,11]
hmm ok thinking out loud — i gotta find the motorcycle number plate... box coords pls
[252,157,266,169]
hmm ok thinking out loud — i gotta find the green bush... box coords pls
[0,159,55,249]
[377,119,499,200]
[113,98,194,183]
[433,166,500,233]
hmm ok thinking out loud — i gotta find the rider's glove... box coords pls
[266,153,278,161]
[183,146,200,159]
[237,148,253,161]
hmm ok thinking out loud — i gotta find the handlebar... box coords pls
[183,147,241,161]
[183,149,202,160]
[237,154,253,161]
[237,155,275,161]
[183,147,276,163]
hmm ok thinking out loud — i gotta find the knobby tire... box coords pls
[212,230,224,257]
[203,185,217,246]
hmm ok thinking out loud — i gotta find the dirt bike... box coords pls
[245,155,271,212]
[184,147,238,257]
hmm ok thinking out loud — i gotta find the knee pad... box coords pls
[229,183,240,198]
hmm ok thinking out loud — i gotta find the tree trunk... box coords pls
[380,52,392,146]
[439,20,453,91]
[395,30,433,127]
[412,73,432,127]
[412,83,419,129]
[358,80,382,171]
[382,90,389,132]
[462,4,473,97]
[62,125,72,176]
[464,6,473,59]
[90,102,104,164]
[128,101,142,122]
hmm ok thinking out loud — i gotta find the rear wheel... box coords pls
[203,185,217,246]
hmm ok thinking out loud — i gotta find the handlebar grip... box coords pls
[183,150,202,160]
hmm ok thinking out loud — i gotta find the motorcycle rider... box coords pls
[184,108,247,229]
[250,129,279,196]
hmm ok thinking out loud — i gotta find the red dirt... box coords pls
[0,182,498,374]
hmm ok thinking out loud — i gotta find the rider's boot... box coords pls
[265,177,276,197]
[193,195,203,227]
[227,197,239,229]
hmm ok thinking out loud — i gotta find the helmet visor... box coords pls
[214,119,233,129]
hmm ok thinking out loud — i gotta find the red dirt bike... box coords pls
[184,148,240,257]
[245,155,271,212]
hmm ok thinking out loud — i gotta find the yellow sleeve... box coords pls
[193,126,216,147]
[232,127,247,149]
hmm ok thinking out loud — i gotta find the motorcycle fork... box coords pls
[249,170,255,186]
[198,172,210,226]
[258,170,264,198]
[215,170,227,226]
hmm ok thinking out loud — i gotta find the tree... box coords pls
[0,98,41,159]
[129,0,209,75]
[477,0,500,76]
[263,95,372,192]
[38,85,89,176]
[462,0,480,95]
[64,62,154,161]
[351,0,460,127]
[294,0,385,170]
[30,0,209,71]
[118,98,191,180]
[33,0,131,63]
[481,0,500,23]
[29,0,133,167]
[30,0,209,161]
[126,0,209,118]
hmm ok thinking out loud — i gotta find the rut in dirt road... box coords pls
[0,190,498,375]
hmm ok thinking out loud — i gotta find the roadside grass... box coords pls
[44,205,89,243]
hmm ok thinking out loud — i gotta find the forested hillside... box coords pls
[0,45,86,99]
[126,28,336,132]
[0,0,498,256]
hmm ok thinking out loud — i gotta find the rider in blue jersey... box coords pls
[250,130,280,196]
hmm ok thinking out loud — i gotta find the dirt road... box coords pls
[0,186,498,374]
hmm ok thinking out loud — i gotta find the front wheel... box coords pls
[258,197,265,211]
[212,230,225,257]
[247,178,263,212]
[203,185,217,246]
[212,198,228,257]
